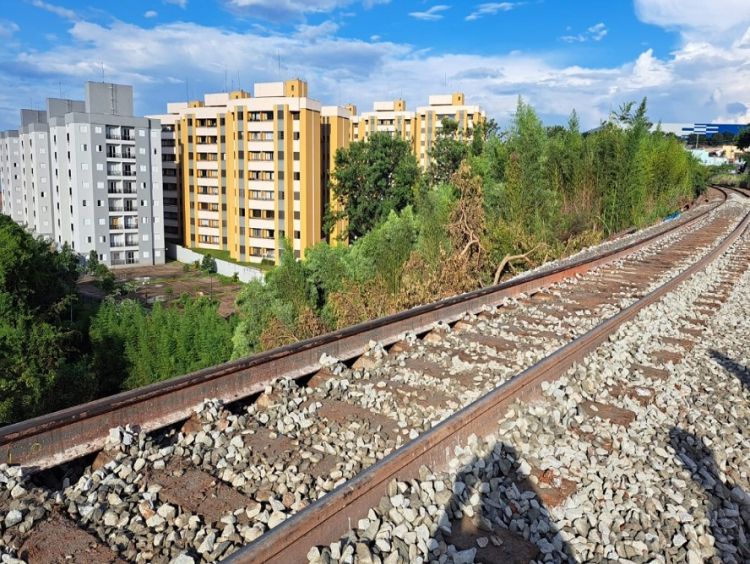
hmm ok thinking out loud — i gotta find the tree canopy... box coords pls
[327,132,421,241]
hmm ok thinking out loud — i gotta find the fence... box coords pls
[167,243,265,283]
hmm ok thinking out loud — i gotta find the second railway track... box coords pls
[1,186,750,563]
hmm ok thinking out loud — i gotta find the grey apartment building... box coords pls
[0,82,166,267]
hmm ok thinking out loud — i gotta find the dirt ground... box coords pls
[79,262,245,316]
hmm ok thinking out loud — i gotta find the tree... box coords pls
[737,126,750,150]
[0,216,80,423]
[200,254,217,274]
[327,132,421,241]
[87,250,100,275]
[428,118,469,185]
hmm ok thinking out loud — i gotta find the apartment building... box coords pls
[155,79,326,264]
[348,93,485,168]
[0,82,166,267]
[0,131,23,224]
[321,105,355,244]
[351,99,415,148]
[414,93,485,168]
[154,112,182,245]
[19,109,55,237]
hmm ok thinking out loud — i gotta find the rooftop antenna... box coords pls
[237,71,241,92]
[100,61,105,82]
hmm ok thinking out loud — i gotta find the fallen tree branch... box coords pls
[493,246,538,285]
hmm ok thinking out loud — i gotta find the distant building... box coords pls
[0,82,166,268]
[352,93,486,168]
[656,122,746,139]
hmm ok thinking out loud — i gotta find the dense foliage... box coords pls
[232,98,706,357]
[326,132,421,241]
[90,297,235,391]
[0,215,236,424]
[0,216,81,423]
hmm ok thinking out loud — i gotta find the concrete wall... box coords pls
[168,243,264,283]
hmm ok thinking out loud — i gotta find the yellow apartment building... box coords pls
[415,93,486,168]
[349,93,485,169]
[321,104,355,244]
[351,99,416,151]
[153,85,485,261]
[154,80,326,264]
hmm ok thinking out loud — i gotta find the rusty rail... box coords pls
[0,188,729,471]
[225,191,750,563]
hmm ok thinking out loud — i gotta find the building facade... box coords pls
[0,82,166,268]
[657,123,746,139]
[321,105,355,244]
[414,93,485,168]
[154,79,328,264]
[347,93,485,169]
[0,131,23,224]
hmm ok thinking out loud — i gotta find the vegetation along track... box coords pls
[1,187,749,563]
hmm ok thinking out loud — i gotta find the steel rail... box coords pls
[226,191,750,564]
[0,188,729,471]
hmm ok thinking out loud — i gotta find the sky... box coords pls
[1,0,750,130]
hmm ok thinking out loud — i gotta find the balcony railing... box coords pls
[111,258,138,266]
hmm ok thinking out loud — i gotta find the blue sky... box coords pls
[1,0,750,129]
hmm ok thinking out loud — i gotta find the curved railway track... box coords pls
[1,186,749,563]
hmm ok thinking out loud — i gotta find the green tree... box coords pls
[0,216,81,423]
[201,254,218,274]
[327,132,421,241]
[428,118,469,185]
[737,126,750,150]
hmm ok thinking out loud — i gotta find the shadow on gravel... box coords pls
[435,442,576,563]
[709,350,750,392]
[669,427,750,563]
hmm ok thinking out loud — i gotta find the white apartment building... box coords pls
[0,131,23,224]
[0,82,166,267]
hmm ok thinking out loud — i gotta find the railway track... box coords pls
[1,186,749,563]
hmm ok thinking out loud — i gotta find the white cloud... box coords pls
[223,0,389,21]
[561,22,607,43]
[164,0,188,8]
[0,20,20,38]
[295,20,340,39]
[29,0,76,20]
[409,5,450,21]
[635,0,750,34]
[588,22,607,41]
[466,2,514,21]
[1,9,749,131]
[144,10,159,18]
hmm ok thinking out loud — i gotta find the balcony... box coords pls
[108,203,138,213]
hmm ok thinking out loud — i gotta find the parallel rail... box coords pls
[227,187,750,563]
[0,188,729,471]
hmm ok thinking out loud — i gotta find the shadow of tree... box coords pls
[669,427,750,563]
[709,350,750,392]
[432,440,577,563]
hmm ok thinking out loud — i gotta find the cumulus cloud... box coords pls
[144,10,159,18]
[0,20,20,38]
[634,0,750,35]
[223,0,389,21]
[409,5,450,21]
[164,0,188,8]
[1,7,749,131]
[465,2,515,21]
[29,0,76,20]
[561,22,607,43]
